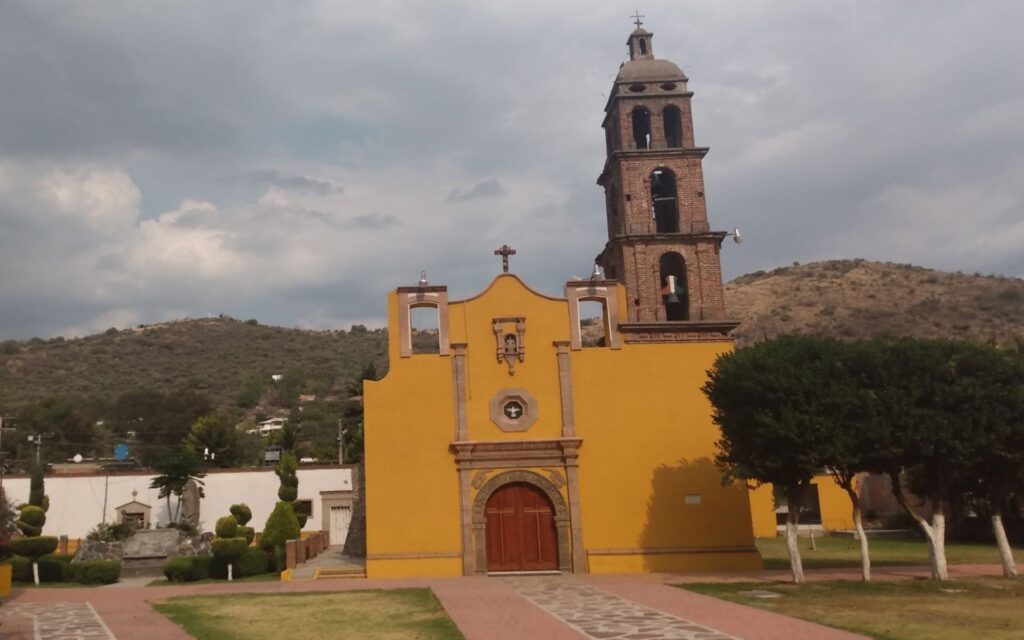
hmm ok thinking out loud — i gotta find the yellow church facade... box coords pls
[364,274,761,577]
[363,26,765,577]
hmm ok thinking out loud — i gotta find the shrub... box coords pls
[278,485,298,502]
[191,555,212,580]
[10,536,58,560]
[236,547,270,577]
[215,515,239,538]
[238,525,255,545]
[230,504,252,526]
[10,556,30,582]
[260,501,300,570]
[86,522,134,542]
[11,553,71,582]
[70,560,121,584]
[163,556,212,582]
[163,557,192,582]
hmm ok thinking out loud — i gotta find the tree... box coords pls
[703,335,851,583]
[960,345,1023,577]
[185,415,242,468]
[149,446,206,524]
[871,339,996,581]
[819,341,880,581]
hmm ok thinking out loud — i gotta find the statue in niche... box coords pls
[493,317,526,375]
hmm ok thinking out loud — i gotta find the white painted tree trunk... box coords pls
[851,500,871,582]
[930,513,948,581]
[32,561,39,586]
[992,513,1018,577]
[891,477,948,581]
[785,513,805,584]
[228,563,233,581]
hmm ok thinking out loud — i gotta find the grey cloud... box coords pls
[248,171,344,197]
[350,213,398,229]
[447,178,506,203]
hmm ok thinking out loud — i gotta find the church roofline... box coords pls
[449,272,566,305]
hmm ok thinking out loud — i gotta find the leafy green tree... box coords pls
[958,345,1023,577]
[870,339,998,580]
[185,415,242,468]
[149,446,206,524]
[703,335,852,583]
[114,389,213,465]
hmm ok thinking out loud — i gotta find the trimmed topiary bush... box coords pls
[11,553,72,583]
[211,537,248,581]
[230,504,252,526]
[69,560,120,584]
[9,536,59,585]
[260,501,300,571]
[238,525,255,545]
[236,547,270,577]
[214,515,239,539]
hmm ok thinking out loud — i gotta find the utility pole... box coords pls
[27,432,51,466]
[337,419,345,465]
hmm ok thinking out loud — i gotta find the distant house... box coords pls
[246,417,286,437]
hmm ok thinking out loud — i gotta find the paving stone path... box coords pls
[0,601,116,639]
[504,577,739,640]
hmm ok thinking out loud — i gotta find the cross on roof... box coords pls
[494,244,517,273]
[632,10,645,28]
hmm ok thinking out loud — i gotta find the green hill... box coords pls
[0,317,387,417]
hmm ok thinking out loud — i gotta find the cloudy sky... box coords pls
[1,1,1022,340]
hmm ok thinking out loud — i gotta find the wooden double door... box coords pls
[485,482,558,572]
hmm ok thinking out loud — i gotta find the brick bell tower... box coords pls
[595,24,738,341]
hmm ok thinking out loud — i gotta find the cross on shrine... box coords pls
[494,244,517,273]
[632,10,645,28]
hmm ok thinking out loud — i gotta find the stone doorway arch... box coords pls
[472,470,572,574]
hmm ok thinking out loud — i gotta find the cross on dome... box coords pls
[632,10,645,29]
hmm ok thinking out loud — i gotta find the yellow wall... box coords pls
[748,475,856,538]
[364,274,761,577]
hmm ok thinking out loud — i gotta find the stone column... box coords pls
[553,341,576,438]
[451,343,468,441]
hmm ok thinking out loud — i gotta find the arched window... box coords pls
[631,107,651,150]
[410,304,440,354]
[659,252,688,321]
[663,105,682,148]
[639,38,648,55]
[650,168,679,233]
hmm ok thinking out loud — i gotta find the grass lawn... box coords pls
[153,588,465,640]
[755,536,1023,570]
[681,577,1024,640]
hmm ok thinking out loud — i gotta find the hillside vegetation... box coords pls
[725,259,1024,348]
[0,318,387,417]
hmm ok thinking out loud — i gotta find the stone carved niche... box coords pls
[493,317,526,375]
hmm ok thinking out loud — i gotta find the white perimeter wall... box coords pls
[1,466,352,540]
